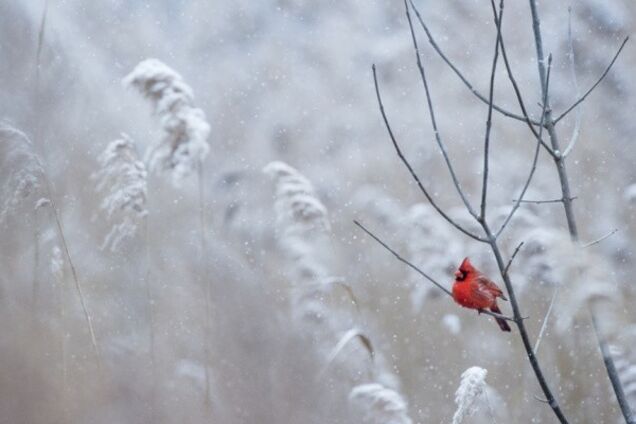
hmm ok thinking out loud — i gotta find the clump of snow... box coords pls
[92,134,148,251]
[442,314,461,335]
[349,383,413,424]
[263,161,329,234]
[452,366,488,424]
[123,59,210,185]
[264,160,332,324]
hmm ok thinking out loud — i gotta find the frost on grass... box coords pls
[92,134,148,251]
[264,160,332,324]
[349,383,413,424]
[452,366,488,424]
[0,126,47,224]
[263,161,329,235]
[123,59,210,185]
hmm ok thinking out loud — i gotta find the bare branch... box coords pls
[562,8,583,159]
[582,228,618,248]
[372,65,486,242]
[496,54,553,238]
[354,220,452,297]
[407,0,541,125]
[553,37,629,125]
[479,0,504,221]
[404,1,479,220]
[591,309,636,424]
[503,241,524,276]
[512,196,577,204]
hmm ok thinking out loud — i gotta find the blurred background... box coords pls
[0,0,635,422]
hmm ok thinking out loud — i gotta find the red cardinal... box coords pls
[452,257,511,332]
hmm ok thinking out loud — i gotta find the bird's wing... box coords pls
[469,280,495,304]
[477,275,507,300]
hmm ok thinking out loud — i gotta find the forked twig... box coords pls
[407,0,540,125]
[371,65,486,242]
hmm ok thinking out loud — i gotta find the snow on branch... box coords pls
[92,133,148,251]
[123,59,210,185]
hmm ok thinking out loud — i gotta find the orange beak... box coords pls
[454,270,463,279]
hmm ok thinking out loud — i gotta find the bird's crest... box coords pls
[459,257,475,273]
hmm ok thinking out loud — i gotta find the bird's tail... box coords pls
[491,304,512,332]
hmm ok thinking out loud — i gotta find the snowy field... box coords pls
[1,1,635,423]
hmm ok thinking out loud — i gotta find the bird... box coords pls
[452,257,511,332]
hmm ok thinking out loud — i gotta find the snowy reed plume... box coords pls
[264,160,330,292]
[92,134,148,251]
[0,126,47,223]
[123,59,210,185]
[452,366,488,424]
[349,383,413,424]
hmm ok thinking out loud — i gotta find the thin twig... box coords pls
[562,8,583,159]
[372,65,486,242]
[582,228,618,248]
[479,0,504,221]
[533,286,559,355]
[354,220,451,296]
[512,196,577,204]
[407,0,540,125]
[496,54,552,238]
[503,241,524,276]
[404,0,479,219]
[354,220,516,323]
[553,37,629,125]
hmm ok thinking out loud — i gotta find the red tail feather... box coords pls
[491,304,511,332]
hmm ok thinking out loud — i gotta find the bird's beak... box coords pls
[454,270,463,279]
